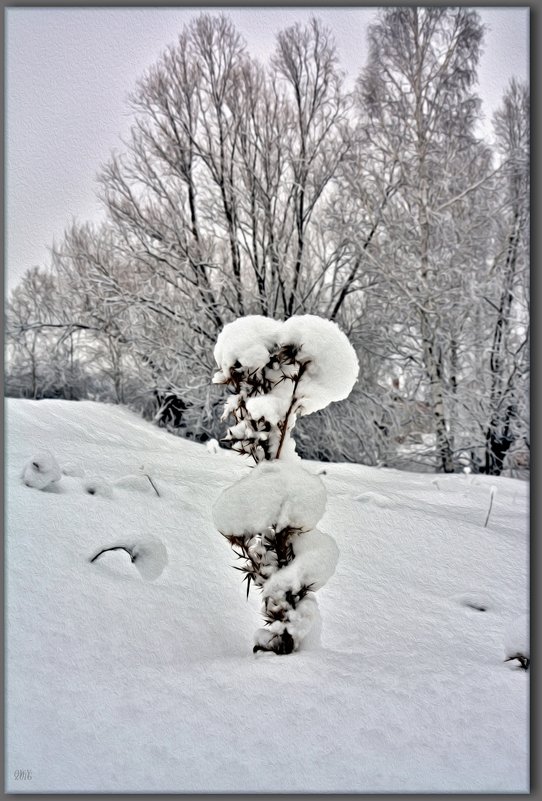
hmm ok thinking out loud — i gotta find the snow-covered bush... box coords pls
[212,315,358,654]
[21,451,62,490]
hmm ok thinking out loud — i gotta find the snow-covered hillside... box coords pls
[6,398,529,793]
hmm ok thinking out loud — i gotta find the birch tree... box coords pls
[350,7,487,472]
[481,80,529,474]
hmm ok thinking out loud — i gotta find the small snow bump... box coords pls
[455,592,493,613]
[131,537,168,581]
[90,547,135,577]
[253,649,278,659]
[114,474,160,494]
[21,450,62,490]
[62,462,85,478]
[353,491,391,507]
[206,438,220,455]
[82,477,113,498]
[90,537,168,581]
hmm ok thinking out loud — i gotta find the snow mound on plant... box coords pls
[280,315,359,414]
[263,528,339,597]
[213,315,281,380]
[255,592,320,652]
[244,394,291,426]
[212,314,359,414]
[21,451,62,490]
[212,462,326,537]
[91,536,168,581]
[90,547,136,578]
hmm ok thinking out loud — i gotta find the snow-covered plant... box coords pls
[212,315,359,654]
[90,536,168,581]
[22,451,62,490]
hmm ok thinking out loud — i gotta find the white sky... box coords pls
[5,7,529,291]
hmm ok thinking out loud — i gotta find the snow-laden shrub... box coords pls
[22,451,62,490]
[212,315,358,654]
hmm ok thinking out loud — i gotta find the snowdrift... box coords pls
[6,399,529,793]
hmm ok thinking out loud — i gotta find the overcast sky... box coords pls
[6,7,529,291]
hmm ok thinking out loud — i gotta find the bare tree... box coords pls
[272,17,350,316]
[481,80,529,474]
[344,8,488,472]
[5,12,529,476]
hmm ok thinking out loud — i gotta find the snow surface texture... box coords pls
[504,613,530,663]
[213,315,357,652]
[6,399,529,793]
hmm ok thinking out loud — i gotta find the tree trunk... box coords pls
[484,209,525,473]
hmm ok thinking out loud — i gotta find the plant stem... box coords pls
[484,488,495,527]
[144,474,161,497]
[275,363,307,460]
[90,546,135,563]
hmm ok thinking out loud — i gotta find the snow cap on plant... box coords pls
[213,314,359,463]
[213,315,282,381]
[213,462,327,538]
[213,314,359,415]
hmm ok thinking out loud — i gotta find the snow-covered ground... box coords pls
[6,398,529,793]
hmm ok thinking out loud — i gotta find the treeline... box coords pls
[6,9,529,476]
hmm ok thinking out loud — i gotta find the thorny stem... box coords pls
[275,362,308,460]
[225,525,313,655]
[224,526,296,597]
[219,347,315,653]
[274,528,292,569]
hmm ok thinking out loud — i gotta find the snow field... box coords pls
[6,399,528,793]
